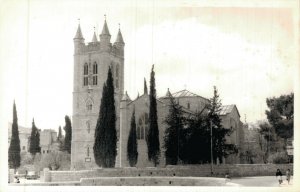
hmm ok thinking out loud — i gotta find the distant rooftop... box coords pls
[219,104,240,117]
[170,89,209,101]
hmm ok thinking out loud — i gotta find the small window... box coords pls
[43,150,45,154]
[86,121,91,133]
[86,99,93,112]
[84,77,88,86]
[22,146,25,150]
[92,62,98,85]
[93,76,97,85]
[83,63,89,86]
[84,63,88,75]
[115,65,119,88]
[93,62,98,74]
[87,147,90,157]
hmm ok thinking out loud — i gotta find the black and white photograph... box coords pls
[0,0,298,191]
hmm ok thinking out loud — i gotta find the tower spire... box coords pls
[115,23,124,44]
[100,14,111,44]
[74,19,84,40]
[92,26,98,42]
[101,15,110,36]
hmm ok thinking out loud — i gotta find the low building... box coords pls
[8,123,60,154]
[8,123,31,152]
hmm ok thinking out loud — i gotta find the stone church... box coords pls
[71,19,244,169]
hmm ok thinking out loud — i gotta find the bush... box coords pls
[268,152,289,164]
[20,152,34,165]
[39,151,70,170]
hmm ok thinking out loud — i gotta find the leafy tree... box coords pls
[208,86,236,163]
[63,115,72,154]
[164,94,184,165]
[8,101,21,169]
[93,67,117,168]
[147,65,160,166]
[29,118,41,155]
[265,93,293,140]
[258,122,285,162]
[127,109,138,167]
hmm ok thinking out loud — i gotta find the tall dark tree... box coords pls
[29,118,41,155]
[127,109,138,167]
[183,113,211,164]
[8,101,21,169]
[208,86,236,163]
[147,65,160,166]
[64,115,72,154]
[265,93,293,140]
[164,94,184,165]
[93,67,117,168]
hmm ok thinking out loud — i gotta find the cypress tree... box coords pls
[29,118,41,155]
[8,101,21,169]
[147,65,160,166]
[127,109,138,167]
[64,115,72,154]
[93,67,117,168]
[164,94,183,165]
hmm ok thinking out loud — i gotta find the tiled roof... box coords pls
[218,104,240,117]
[172,89,199,97]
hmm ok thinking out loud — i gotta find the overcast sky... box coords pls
[0,0,297,132]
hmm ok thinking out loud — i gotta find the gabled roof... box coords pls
[172,89,198,97]
[218,104,240,117]
[170,89,209,102]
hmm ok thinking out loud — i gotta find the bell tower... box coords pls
[71,17,125,169]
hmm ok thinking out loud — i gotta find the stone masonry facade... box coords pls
[71,19,244,169]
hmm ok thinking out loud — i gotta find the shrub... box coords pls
[39,151,70,170]
[268,152,289,164]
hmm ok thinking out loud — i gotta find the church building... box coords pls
[71,19,244,169]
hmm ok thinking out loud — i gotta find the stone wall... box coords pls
[80,176,226,186]
[44,164,293,182]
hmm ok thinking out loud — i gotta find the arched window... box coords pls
[137,113,149,140]
[86,99,93,112]
[115,64,119,88]
[83,63,88,86]
[92,62,98,85]
[93,62,98,74]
